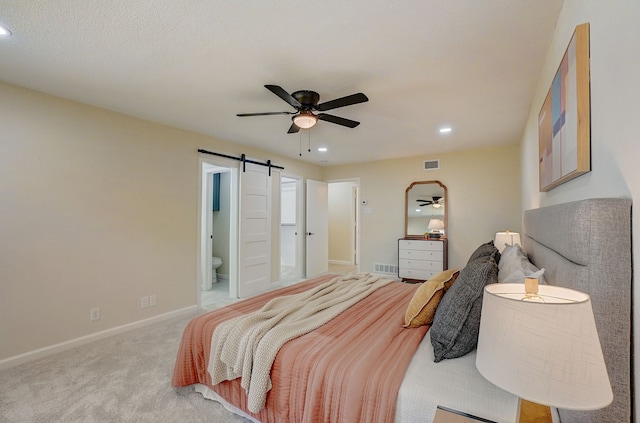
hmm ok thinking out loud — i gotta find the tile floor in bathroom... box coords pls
[200,263,358,310]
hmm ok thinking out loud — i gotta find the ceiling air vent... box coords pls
[423,160,440,171]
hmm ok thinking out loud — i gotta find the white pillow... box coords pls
[498,243,526,272]
[498,244,546,284]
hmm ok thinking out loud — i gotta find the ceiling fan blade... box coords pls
[287,122,300,134]
[316,93,368,111]
[317,113,360,128]
[236,111,295,117]
[265,85,302,109]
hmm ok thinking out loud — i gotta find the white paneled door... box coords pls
[306,179,328,277]
[238,163,272,298]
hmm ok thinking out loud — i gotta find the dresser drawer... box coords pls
[399,258,443,271]
[398,249,444,261]
[399,268,440,281]
[399,239,443,252]
[398,238,448,282]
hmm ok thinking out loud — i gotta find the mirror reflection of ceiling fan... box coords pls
[236,85,369,134]
[417,196,444,208]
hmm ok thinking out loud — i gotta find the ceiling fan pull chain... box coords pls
[299,131,302,157]
[308,130,311,153]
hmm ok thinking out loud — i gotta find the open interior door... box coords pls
[306,179,328,277]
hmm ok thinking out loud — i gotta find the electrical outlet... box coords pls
[149,294,157,307]
[90,307,100,322]
[141,296,149,309]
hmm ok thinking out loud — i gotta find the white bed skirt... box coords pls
[194,383,260,423]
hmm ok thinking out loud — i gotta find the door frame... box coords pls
[328,178,361,268]
[197,155,239,304]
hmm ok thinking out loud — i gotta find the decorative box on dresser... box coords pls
[398,238,448,282]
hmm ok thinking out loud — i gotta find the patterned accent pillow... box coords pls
[403,269,461,328]
[430,255,498,362]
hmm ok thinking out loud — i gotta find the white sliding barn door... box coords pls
[238,163,272,298]
[306,179,328,277]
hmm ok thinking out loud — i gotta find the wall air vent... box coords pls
[374,263,398,275]
[423,160,440,171]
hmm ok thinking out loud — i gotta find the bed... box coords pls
[172,197,632,423]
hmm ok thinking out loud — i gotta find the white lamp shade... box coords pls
[476,284,613,410]
[428,219,444,231]
[494,231,521,253]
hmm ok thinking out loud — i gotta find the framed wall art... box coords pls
[538,23,591,192]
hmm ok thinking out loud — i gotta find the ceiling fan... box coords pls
[237,85,368,134]
[417,196,444,208]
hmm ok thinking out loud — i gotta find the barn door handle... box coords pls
[307,232,315,236]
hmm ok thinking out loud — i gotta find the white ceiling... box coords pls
[0,1,563,166]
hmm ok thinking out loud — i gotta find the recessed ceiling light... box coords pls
[0,25,12,37]
[317,147,328,152]
[439,127,452,133]
[415,209,421,212]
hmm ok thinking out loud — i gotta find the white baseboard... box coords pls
[328,260,352,265]
[0,305,199,371]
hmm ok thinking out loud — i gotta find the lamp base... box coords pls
[518,399,552,423]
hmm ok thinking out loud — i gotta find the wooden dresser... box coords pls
[398,238,448,282]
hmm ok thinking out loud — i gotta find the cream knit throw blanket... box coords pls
[207,272,393,413]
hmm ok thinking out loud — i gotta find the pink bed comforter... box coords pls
[172,274,428,423]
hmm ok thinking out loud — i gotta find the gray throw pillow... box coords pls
[498,244,547,284]
[430,255,498,362]
[467,241,500,265]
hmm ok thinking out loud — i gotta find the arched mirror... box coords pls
[405,180,447,238]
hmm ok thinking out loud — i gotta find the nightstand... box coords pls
[433,406,496,423]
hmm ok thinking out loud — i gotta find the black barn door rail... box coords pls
[198,149,284,176]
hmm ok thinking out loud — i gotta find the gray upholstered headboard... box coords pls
[523,198,633,423]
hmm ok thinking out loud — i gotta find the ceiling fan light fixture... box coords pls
[293,112,318,129]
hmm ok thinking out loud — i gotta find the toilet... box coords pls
[212,256,222,283]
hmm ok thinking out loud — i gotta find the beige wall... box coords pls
[0,81,322,361]
[323,144,522,273]
[519,0,640,418]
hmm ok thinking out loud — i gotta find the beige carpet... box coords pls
[0,312,248,423]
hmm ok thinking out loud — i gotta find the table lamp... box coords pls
[476,282,613,422]
[427,219,444,239]
[494,231,521,253]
